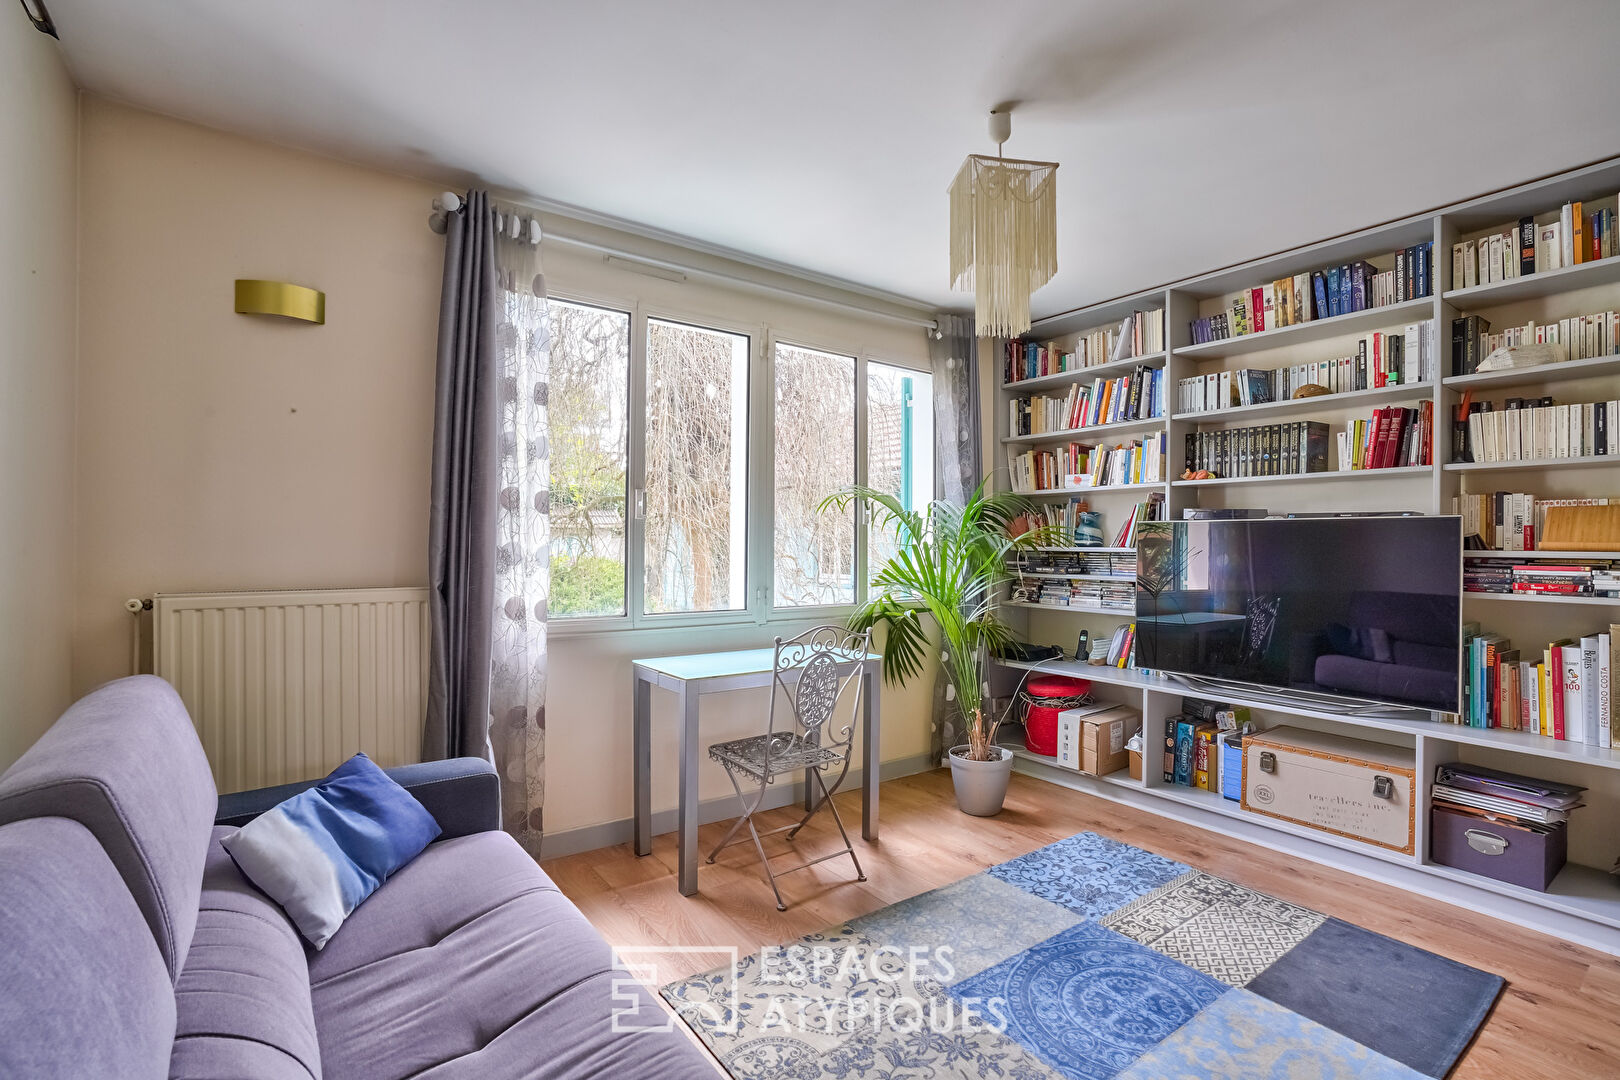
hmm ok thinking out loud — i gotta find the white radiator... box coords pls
[151,588,431,793]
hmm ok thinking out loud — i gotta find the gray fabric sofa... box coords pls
[0,676,718,1079]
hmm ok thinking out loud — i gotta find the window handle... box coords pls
[633,489,645,520]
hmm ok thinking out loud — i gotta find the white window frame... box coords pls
[545,283,932,638]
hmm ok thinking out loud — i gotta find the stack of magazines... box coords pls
[1432,762,1585,833]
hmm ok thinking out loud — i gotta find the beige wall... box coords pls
[73,100,937,837]
[73,99,443,695]
[0,21,78,768]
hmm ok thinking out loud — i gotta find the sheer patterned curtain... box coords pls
[490,210,550,856]
[929,313,981,760]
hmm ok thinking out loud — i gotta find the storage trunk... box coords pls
[1241,726,1416,854]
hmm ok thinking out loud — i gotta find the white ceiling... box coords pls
[47,0,1620,319]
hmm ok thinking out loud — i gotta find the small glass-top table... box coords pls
[631,647,883,896]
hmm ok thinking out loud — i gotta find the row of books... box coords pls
[1184,422,1328,479]
[1088,622,1137,668]
[1113,494,1167,548]
[1009,365,1165,435]
[1337,404,1436,470]
[1008,433,1169,493]
[1451,310,1620,375]
[1453,196,1618,288]
[1009,551,1137,578]
[1464,559,1620,597]
[1459,624,1616,745]
[1186,244,1434,343]
[1002,309,1164,384]
[1161,700,1251,791]
[1176,326,1436,414]
[1455,493,1613,551]
[1458,397,1620,463]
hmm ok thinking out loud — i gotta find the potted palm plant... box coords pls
[820,481,1048,816]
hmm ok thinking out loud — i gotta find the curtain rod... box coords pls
[429,193,939,332]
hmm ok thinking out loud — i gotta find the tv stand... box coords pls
[992,657,1620,957]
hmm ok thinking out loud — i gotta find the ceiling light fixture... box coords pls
[948,108,1058,338]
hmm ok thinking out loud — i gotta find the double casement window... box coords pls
[543,296,931,629]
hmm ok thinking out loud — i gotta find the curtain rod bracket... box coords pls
[18,0,59,38]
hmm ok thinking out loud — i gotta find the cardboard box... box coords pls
[1055,703,1119,771]
[1073,706,1141,776]
[1128,748,1143,781]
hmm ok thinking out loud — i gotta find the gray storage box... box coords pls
[1430,805,1567,892]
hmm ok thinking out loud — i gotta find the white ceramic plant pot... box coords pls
[948,745,1014,816]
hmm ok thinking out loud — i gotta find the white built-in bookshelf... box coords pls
[992,156,1620,955]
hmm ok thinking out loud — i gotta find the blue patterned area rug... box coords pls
[661,832,1503,1080]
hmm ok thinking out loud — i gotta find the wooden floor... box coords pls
[542,768,1620,1079]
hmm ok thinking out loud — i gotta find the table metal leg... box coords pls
[678,683,700,896]
[862,664,880,841]
[803,725,818,812]
[633,671,652,857]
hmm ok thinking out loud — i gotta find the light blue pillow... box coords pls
[222,753,441,949]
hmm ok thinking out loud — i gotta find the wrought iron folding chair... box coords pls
[704,625,872,910]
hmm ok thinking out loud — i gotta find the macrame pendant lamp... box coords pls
[948,109,1058,338]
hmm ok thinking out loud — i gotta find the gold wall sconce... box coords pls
[234,280,325,324]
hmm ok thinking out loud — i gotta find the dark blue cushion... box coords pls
[222,753,441,949]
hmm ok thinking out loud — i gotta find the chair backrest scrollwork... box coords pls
[761,624,872,781]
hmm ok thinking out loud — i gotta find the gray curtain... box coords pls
[425,190,500,765]
[929,313,981,760]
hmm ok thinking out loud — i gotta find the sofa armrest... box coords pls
[214,757,501,840]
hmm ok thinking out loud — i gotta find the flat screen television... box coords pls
[1135,516,1462,713]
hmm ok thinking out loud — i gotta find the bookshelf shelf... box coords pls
[1012,545,1136,554]
[1463,591,1620,607]
[1420,860,1620,930]
[1001,351,1166,393]
[1464,550,1619,560]
[1005,600,1134,617]
[1442,454,1618,472]
[993,656,1163,692]
[1172,381,1433,425]
[1143,679,1620,773]
[1441,253,1620,308]
[1170,465,1431,489]
[1441,353,1620,392]
[1145,782,1416,868]
[1008,572,1135,582]
[1002,415,1166,446]
[1015,481,1167,498]
[1174,297,1433,360]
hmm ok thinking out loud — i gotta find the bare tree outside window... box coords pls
[774,344,855,606]
[546,300,630,618]
[645,319,749,613]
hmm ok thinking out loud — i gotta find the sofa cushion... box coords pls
[0,817,176,1080]
[306,831,716,1080]
[222,753,441,949]
[170,827,321,1080]
[0,675,216,978]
